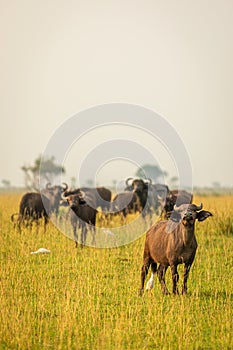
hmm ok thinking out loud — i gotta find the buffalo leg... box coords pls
[80,227,84,248]
[139,257,152,296]
[83,225,87,246]
[28,218,33,233]
[44,216,48,233]
[182,263,192,295]
[91,217,96,245]
[72,223,78,248]
[17,218,22,233]
[35,219,39,234]
[91,226,96,245]
[71,213,78,248]
[157,264,169,295]
[151,261,157,274]
[80,225,87,248]
[171,264,179,294]
[145,261,157,291]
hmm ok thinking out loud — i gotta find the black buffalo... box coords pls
[125,177,152,217]
[148,183,170,213]
[11,192,51,232]
[110,191,140,217]
[159,189,193,219]
[62,187,111,211]
[80,187,112,212]
[63,189,98,247]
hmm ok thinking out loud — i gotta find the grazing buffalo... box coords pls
[11,192,51,232]
[63,189,97,247]
[139,203,212,295]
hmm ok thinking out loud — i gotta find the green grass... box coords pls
[0,194,232,349]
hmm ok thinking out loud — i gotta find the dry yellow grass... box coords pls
[0,193,232,349]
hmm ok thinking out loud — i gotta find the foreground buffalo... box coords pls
[139,203,212,295]
[11,193,50,232]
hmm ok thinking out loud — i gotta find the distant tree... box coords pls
[170,176,179,189]
[70,177,77,189]
[212,181,221,189]
[21,155,65,190]
[1,179,11,189]
[86,179,94,187]
[135,164,167,183]
[112,179,117,187]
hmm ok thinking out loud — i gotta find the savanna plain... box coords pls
[0,194,232,349]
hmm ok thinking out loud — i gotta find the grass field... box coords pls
[0,194,233,349]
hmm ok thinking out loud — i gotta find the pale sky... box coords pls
[1,0,233,188]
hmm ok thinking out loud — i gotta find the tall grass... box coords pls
[0,194,232,349]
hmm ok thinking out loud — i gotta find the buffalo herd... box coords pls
[11,178,194,246]
[11,178,212,294]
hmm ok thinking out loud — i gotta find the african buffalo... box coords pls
[11,192,51,232]
[139,203,212,295]
[110,191,140,217]
[159,189,193,218]
[63,189,97,247]
[125,177,152,217]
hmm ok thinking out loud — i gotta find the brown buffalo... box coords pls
[139,203,212,295]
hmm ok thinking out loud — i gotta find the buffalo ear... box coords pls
[197,210,213,222]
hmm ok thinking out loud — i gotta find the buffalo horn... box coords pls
[145,178,152,184]
[61,192,68,200]
[62,182,68,191]
[173,204,181,212]
[80,190,86,198]
[125,177,134,186]
[195,203,203,211]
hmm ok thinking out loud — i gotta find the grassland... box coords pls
[0,194,232,349]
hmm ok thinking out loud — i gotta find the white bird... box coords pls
[146,273,154,291]
[30,248,51,255]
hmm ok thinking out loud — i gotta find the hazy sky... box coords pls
[1,0,233,188]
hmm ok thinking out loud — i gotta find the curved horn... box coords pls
[145,178,152,184]
[61,191,68,200]
[46,182,52,189]
[62,182,68,191]
[80,190,86,198]
[195,203,203,211]
[173,204,180,212]
[125,177,134,186]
